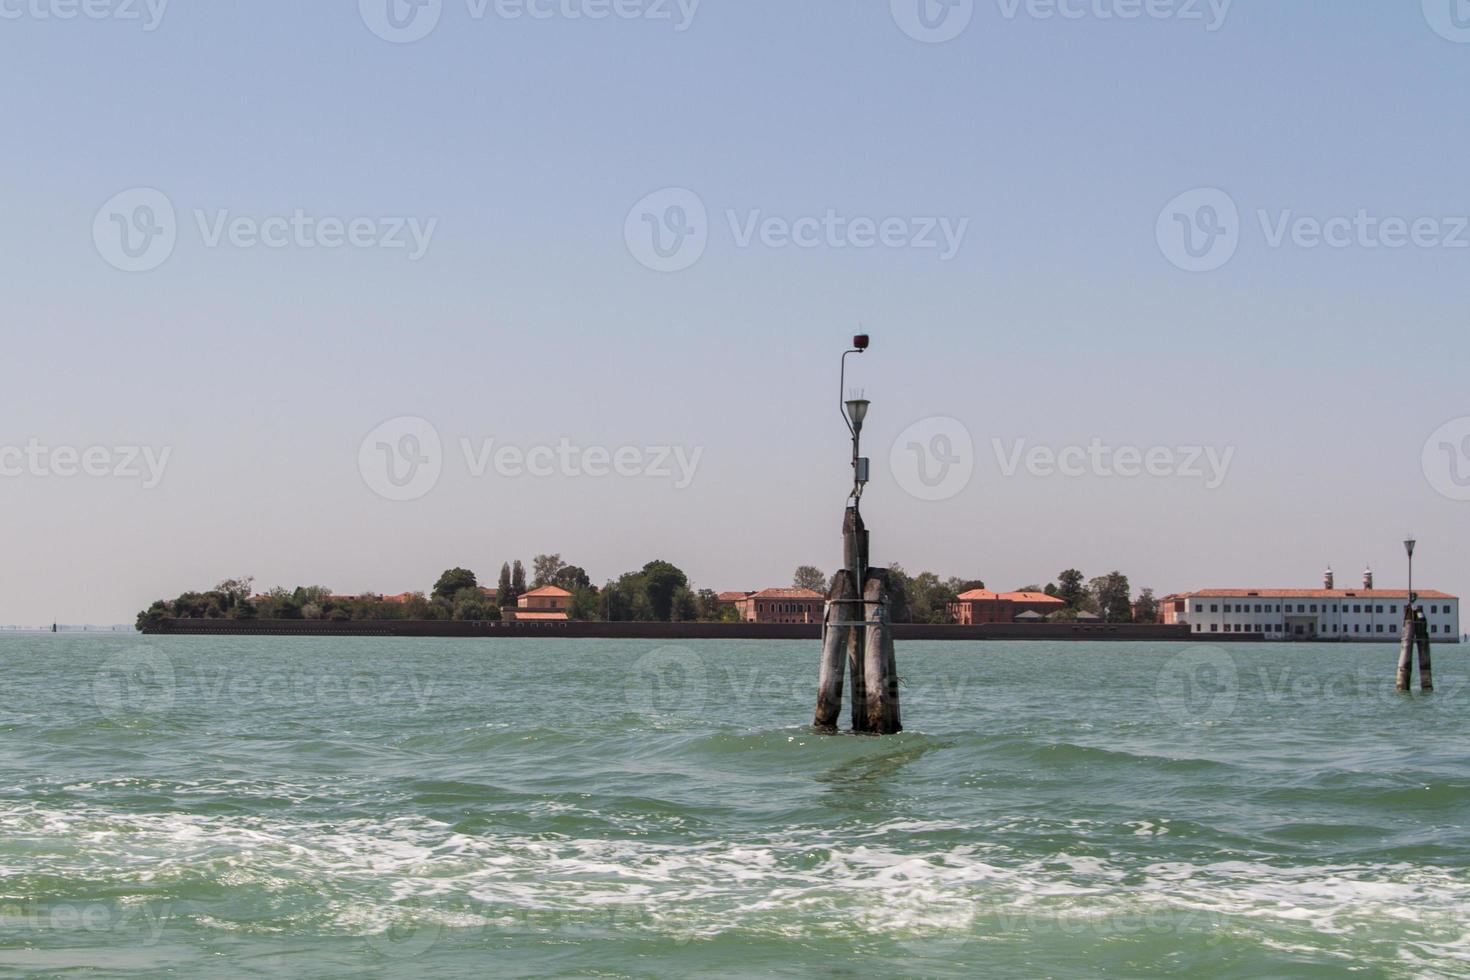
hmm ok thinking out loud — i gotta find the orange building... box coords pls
[508,585,572,622]
[948,589,1007,624]
[734,588,824,624]
[716,591,750,612]
[949,589,1066,624]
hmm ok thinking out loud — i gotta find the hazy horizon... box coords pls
[5,2,1470,624]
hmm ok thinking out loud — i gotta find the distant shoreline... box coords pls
[138,618,1264,642]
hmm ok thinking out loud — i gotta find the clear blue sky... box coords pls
[3,1,1469,623]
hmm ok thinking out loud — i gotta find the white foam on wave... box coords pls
[2,800,1466,963]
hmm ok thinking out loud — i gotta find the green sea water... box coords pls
[0,635,1466,978]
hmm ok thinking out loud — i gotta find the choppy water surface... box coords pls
[1,636,1466,977]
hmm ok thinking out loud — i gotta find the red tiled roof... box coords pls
[999,592,1065,604]
[521,586,572,598]
[717,591,752,602]
[955,589,1001,601]
[1184,589,1455,600]
[747,588,824,600]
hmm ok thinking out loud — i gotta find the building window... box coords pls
[1390,605,1398,615]
[1376,624,1384,633]
[1210,605,1218,613]
[1195,604,1203,613]
[1210,624,1219,632]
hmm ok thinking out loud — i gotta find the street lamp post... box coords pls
[1405,536,1416,607]
[1397,535,1433,693]
[814,335,901,735]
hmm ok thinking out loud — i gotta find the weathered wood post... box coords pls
[844,506,870,732]
[1397,605,1415,693]
[813,335,901,735]
[862,569,902,733]
[1416,607,1434,693]
[814,569,853,730]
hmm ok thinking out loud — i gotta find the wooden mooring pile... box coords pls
[1396,538,1433,694]
[813,336,901,735]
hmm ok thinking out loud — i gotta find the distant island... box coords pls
[136,556,1154,630]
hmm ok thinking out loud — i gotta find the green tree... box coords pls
[215,577,254,609]
[553,565,592,592]
[640,560,688,622]
[452,588,501,621]
[1056,569,1086,610]
[511,561,527,597]
[532,554,564,588]
[793,565,829,595]
[602,561,689,622]
[695,588,723,622]
[567,586,602,621]
[946,577,985,595]
[1088,572,1133,623]
[498,563,514,605]
[293,586,333,608]
[136,601,172,631]
[885,564,913,623]
[671,586,698,623]
[1134,587,1159,624]
[352,596,404,621]
[909,571,959,624]
[432,568,478,602]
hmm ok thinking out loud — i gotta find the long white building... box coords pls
[1162,568,1461,642]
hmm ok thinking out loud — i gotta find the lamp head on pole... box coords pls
[845,398,870,433]
[1404,536,1416,559]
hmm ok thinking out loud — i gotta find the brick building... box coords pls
[948,589,1066,624]
[733,588,824,624]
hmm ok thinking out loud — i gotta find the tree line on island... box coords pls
[136,558,1157,629]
